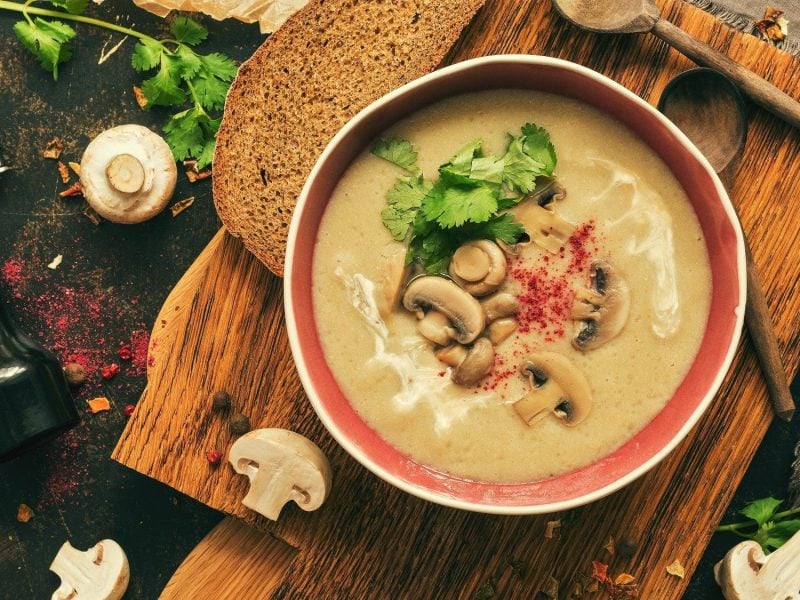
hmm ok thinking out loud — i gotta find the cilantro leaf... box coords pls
[741,496,783,528]
[49,0,88,14]
[521,122,557,175]
[131,38,163,72]
[199,52,238,81]
[381,175,431,241]
[502,134,546,193]
[758,519,800,550]
[436,185,498,228]
[470,155,505,184]
[13,18,75,80]
[170,15,207,46]
[141,54,185,106]
[442,139,482,176]
[189,54,238,111]
[463,213,525,244]
[163,106,219,169]
[372,138,419,174]
[176,44,202,80]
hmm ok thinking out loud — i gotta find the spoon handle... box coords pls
[743,240,795,421]
[653,18,800,130]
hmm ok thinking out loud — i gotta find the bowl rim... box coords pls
[284,54,746,514]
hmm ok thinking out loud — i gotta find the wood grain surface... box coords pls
[113,0,800,597]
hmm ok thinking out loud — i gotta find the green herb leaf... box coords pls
[521,122,557,174]
[170,15,208,46]
[381,175,431,241]
[718,497,800,553]
[502,134,546,194]
[372,138,420,174]
[189,53,238,111]
[131,38,164,72]
[49,0,88,14]
[741,496,783,528]
[464,213,526,243]
[163,107,219,168]
[13,18,75,80]
[141,54,185,106]
[176,44,203,80]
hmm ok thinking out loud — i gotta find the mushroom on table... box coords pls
[50,539,129,600]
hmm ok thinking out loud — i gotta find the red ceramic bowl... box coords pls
[284,55,745,514]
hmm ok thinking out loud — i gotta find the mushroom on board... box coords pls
[402,276,485,345]
[448,239,507,297]
[512,351,592,426]
[80,124,177,224]
[50,539,129,600]
[571,261,631,351]
[714,529,800,599]
[228,428,332,521]
[435,338,495,386]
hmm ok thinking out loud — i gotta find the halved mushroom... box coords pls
[448,240,507,296]
[488,318,517,345]
[571,261,630,351]
[80,124,177,224]
[512,351,592,426]
[435,338,495,386]
[416,310,455,346]
[480,292,519,322]
[403,276,485,345]
[528,178,567,207]
[509,201,576,254]
[377,246,410,319]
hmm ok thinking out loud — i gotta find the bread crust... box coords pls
[213,0,486,276]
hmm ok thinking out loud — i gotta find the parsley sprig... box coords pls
[372,123,557,273]
[716,496,800,552]
[2,0,237,168]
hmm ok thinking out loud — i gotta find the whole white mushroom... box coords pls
[80,124,177,224]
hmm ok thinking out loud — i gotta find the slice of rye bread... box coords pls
[213,0,486,276]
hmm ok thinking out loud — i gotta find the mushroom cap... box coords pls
[480,292,519,322]
[512,351,592,426]
[50,539,130,600]
[571,261,631,351]
[452,338,495,386]
[448,239,507,296]
[714,531,800,599]
[488,317,517,345]
[416,310,456,346]
[510,201,575,254]
[80,124,177,224]
[402,276,485,344]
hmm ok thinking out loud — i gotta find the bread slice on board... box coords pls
[213,0,486,277]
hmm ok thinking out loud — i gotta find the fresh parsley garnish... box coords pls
[4,2,237,169]
[717,496,800,552]
[371,124,557,273]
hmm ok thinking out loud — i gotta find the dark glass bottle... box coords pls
[0,300,79,462]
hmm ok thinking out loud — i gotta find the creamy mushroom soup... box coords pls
[312,90,712,483]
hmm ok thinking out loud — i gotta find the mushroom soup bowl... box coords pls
[284,55,745,514]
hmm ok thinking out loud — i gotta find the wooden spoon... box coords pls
[553,0,800,130]
[658,68,794,421]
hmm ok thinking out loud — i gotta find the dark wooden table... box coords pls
[0,2,796,598]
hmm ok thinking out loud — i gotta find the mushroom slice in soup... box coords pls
[571,261,631,351]
[513,352,592,427]
[448,240,507,297]
[403,276,485,345]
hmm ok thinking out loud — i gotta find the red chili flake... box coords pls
[117,344,133,361]
[100,363,120,380]
[592,561,611,584]
[206,450,223,466]
[123,404,136,417]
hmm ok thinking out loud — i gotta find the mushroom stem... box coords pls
[106,154,145,194]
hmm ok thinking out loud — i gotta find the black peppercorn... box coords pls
[63,363,86,387]
[211,390,231,410]
[616,536,638,558]
[230,412,250,435]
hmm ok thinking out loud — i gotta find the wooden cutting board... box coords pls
[113,1,800,596]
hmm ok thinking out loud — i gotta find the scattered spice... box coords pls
[83,206,102,225]
[183,160,212,182]
[591,561,610,584]
[57,161,70,183]
[42,137,63,159]
[590,561,638,598]
[170,195,195,217]
[133,85,148,109]
[604,536,616,555]
[211,390,231,410]
[614,573,636,585]
[541,576,559,599]
[123,404,135,417]
[117,344,133,361]
[617,536,638,558]
[100,363,119,380]
[47,254,63,270]
[544,519,561,539]
[59,181,84,198]
[230,412,251,435]
[755,6,789,43]
[68,161,81,176]
[88,396,111,413]
[665,559,685,579]
[206,450,223,466]
[63,362,86,387]
[16,503,34,523]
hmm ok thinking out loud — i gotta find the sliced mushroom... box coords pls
[488,317,517,345]
[403,276,485,344]
[528,178,567,207]
[416,310,456,346]
[714,530,800,599]
[377,245,410,319]
[480,292,519,322]
[512,351,592,426]
[509,201,576,254]
[80,124,177,224]
[571,261,631,351]
[51,539,129,600]
[448,240,507,296]
[435,340,494,386]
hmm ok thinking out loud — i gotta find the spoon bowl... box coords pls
[552,0,659,33]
